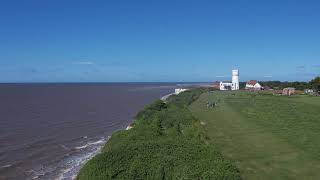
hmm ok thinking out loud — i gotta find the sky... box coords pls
[0,0,320,82]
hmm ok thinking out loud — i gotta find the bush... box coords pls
[77,88,242,180]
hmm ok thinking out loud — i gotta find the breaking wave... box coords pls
[27,136,109,180]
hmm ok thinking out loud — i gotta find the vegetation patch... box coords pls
[77,89,241,180]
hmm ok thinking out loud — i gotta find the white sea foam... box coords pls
[1,164,12,168]
[74,139,105,150]
[74,144,89,150]
[88,139,105,145]
[27,136,109,180]
[55,137,108,180]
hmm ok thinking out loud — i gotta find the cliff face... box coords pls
[77,88,241,180]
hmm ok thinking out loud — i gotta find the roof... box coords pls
[246,80,258,86]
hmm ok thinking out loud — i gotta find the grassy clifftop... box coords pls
[77,89,241,180]
[189,91,320,179]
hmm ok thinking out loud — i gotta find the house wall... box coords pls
[246,84,254,88]
[220,82,233,91]
[246,83,262,90]
[254,83,262,89]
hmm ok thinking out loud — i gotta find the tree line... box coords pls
[240,76,320,91]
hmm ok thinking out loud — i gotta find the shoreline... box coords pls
[75,92,175,179]
[160,93,175,102]
[26,136,109,180]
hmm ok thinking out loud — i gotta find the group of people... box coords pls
[206,101,217,109]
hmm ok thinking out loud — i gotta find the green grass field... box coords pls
[189,91,320,180]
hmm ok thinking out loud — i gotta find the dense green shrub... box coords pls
[310,76,320,91]
[166,88,207,107]
[77,88,242,180]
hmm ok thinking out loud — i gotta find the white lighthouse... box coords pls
[232,69,239,90]
[219,69,240,91]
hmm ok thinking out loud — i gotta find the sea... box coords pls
[0,83,184,180]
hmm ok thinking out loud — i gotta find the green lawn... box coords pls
[189,91,320,180]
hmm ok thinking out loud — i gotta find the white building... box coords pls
[245,80,262,90]
[175,88,188,95]
[220,70,240,91]
[220,81,233,91]
[304,89,314,94]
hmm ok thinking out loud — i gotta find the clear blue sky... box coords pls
[0,0,319,82]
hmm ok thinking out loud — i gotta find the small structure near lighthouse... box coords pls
[220,70,240,91]
[245,80,262,90]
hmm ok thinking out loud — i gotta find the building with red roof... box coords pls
[245,80,262,90]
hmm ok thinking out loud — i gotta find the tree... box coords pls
[310,77,320,91]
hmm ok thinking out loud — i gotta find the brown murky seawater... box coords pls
[0,83,178,180]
